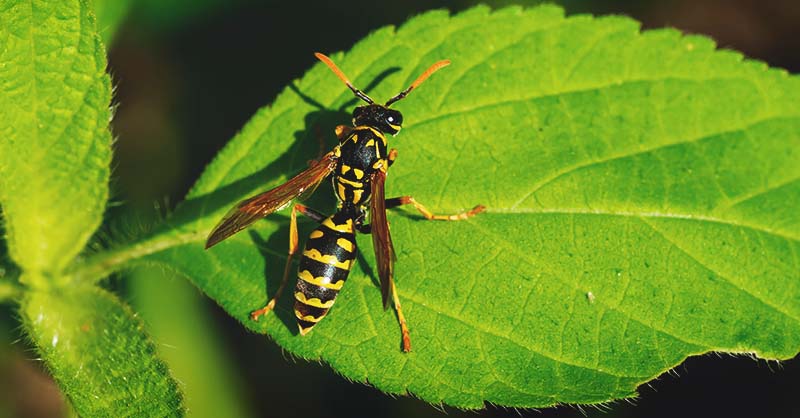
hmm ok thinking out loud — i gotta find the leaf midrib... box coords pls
[486,207,798,243]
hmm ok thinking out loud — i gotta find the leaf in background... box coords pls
[91,0,134,45]
[0,0,112,279]
[20,286,184,417]
[0,281,20,303]
[85,5,799,408]
[129,266,253,418]
[131,0,242,29]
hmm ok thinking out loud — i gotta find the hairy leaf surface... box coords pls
[89,5,799,408]
[0,0,111,278]
[21,286,184,417]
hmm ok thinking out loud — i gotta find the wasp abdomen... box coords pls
[294,213,357,335]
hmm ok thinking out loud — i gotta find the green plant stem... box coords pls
[70,230,204,284]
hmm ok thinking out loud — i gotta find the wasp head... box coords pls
[353,105,403,135]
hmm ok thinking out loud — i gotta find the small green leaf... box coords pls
[20,286,185,417]
[80,5,800,408]
[0,0,112,280]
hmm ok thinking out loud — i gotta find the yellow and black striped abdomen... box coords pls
[294,212,357,335]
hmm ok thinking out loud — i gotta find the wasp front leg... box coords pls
[383,149,484,220]
[250,204,327,321]
[385,197,485,220]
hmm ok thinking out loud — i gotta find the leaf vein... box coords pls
[640,218,800,324]
[509,115,794,210]
[718,176,800,212]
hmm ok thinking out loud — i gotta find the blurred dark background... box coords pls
[2,1,799,417]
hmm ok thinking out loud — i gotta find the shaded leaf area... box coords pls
[99,5,799,408]
[20,286,184,417]
[0,0,111,278]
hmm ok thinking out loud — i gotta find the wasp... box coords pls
[205,52,484,352]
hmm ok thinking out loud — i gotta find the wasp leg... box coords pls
[385,196,485,221]
[390,279,412,352]
[250,204,326,321]
[384,149,481,219]
[334,124,352,140]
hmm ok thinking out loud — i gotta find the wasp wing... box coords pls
[370,169,397,309]
[205,151,338,249]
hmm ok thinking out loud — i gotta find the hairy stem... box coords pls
[70,230,204,284]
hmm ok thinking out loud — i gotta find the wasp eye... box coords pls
[385,111,403,127]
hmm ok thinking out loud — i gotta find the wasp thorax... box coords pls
[352,104,403,135]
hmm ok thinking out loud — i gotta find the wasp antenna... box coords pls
[385,59,450,107]
[314,52,374,104]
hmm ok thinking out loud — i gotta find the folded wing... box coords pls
[205,152,338,249]
[369,169,397,309]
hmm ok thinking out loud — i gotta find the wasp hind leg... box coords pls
[250,204,326,321]
[389,279,412,352]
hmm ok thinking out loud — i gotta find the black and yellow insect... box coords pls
[205,52,484,352]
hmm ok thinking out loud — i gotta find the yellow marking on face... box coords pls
[309,230,324,239]
[303,249,352,269]
[352,168,364,179]
[336,238,354,252]
[341,164,351,175]
[297,270,345,290]
[295,291,336,308]
[295,310,324,322]
[365,139,375,147]
[322,217,353,233]
[337,177,363,187]
[388,124,401,132]
[367,126,385,140]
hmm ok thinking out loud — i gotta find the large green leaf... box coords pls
[20,286,184,417]
[0,0,111,281]
[75,5,800,408]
